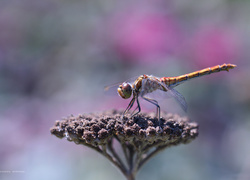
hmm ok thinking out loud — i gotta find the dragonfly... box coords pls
[105,63,236,120]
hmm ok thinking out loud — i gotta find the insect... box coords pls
[106,63,236,120]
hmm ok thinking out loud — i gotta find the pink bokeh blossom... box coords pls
[107,9,182,62]
[189,26,241,67]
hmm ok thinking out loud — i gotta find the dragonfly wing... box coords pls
[156,78,188,112]
[167,87,188,112]
[140,78,147,96]
[104,76,139,95]
[104,83,119,96]
[140,77,188,112]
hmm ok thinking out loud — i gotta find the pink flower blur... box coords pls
[190,27,241,67]
[109,10,182,62]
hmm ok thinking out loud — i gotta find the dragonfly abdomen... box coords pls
[161,63,236,87]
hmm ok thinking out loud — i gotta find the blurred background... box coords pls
[0,0,249,180]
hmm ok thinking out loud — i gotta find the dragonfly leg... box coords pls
[123,97,135,118]
[131,104,139,117]
[131,97,141,118]
[142,96,160,120]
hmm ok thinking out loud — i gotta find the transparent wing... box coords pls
[104,82,121,95]
[104,75,139,95]
[166,87,187,112]
[140,76,188,112]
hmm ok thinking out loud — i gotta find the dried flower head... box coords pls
[50,110,198,180]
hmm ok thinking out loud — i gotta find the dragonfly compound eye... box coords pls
[117,83,132,99]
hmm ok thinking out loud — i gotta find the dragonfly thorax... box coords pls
[117,82,133,99]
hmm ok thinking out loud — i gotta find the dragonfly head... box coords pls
[117,82,132,99]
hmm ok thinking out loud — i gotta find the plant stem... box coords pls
[126,173,135,180]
